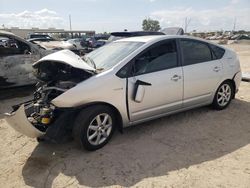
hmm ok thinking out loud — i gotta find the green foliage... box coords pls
[142,18,161,31]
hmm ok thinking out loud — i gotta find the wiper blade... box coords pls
[86,56,96,69]
[83,56,102,73]
[82,56,94,68]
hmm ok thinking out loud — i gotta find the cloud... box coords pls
[0,9,66,29]
[150,5,250,31]
[231,0,240,4]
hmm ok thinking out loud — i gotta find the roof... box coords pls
[111,31,164,37]
[115,35,165,42]
[115,35,225,47]
[116,35,187,43]
[0,30,42,51]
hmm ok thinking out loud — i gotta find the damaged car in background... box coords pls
[0,31,81,88]
[0,31,53,88]
[5,35,242,151]
[27,37,80,55]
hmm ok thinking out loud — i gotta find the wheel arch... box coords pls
[229,79,236,99]
[75,101,124,133]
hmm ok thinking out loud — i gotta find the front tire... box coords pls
[73,105,116,151]
[212,81,234,110]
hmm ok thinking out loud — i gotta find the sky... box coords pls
[0,0,250,32]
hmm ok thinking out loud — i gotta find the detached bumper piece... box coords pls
[242,72,250,82]
[5,103,76,143]
[4,104,45,138]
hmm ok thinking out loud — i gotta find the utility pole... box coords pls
[184,17,191,33]
[69,14,72,38]
[69,14,72,31]
[233,17,236,32]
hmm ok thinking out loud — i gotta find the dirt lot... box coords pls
[0,43,250,188]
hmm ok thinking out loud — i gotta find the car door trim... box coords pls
[129,100,210,126]
[131,99,183,117]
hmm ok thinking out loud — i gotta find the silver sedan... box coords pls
[5,35,242,151]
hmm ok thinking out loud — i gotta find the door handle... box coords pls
[171,75,181,81]
[213,66,221,72]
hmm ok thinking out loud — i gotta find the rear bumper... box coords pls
[234,71,242,91]
[4,104,45,138]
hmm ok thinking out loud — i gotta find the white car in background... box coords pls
[67,38,86,49]
[5,35,241,151]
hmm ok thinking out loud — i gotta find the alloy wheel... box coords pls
[87,113,113,146]
[217,84,232,107]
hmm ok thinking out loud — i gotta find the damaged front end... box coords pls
[5,50,96,141]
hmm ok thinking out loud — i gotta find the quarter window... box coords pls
[210,44,225,59]
[133,40,178,75]
[180,39,212,66]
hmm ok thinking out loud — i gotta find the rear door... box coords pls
[126,39,183,122]
[179,39,223,107]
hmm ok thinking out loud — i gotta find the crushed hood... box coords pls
[33,49,95,71]
[34,41,75,50]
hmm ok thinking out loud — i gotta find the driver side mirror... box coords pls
[134,85,145,103]
[133,80,152,103]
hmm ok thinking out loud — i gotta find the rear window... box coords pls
[210,44,225,59]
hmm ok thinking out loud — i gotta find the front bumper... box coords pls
[4,104,45,138]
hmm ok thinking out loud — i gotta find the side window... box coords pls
[210,44,225,59]
[0,36,31,56]
[133,40,178,75]
[180,39,212,66]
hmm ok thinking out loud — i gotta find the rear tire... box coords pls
[212,81,234,110]
[73,105,116,151]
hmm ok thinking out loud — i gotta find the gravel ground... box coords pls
[0,43,250,188]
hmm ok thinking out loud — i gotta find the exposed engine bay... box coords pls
[22,60,94,133]
[5,50,96,141]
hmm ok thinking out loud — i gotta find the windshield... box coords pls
[85,41,144,70]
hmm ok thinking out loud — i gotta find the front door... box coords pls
[127,39,183,122]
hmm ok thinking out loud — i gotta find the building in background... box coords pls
[1,27,95,39]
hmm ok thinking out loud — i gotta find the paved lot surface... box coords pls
[0,43,250,188]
